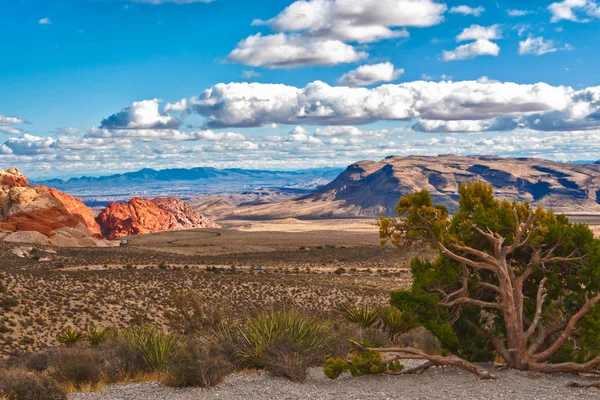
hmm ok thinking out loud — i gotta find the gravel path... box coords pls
[70,365,600,400]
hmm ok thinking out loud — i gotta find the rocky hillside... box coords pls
[210,156,600,219]
[0,168,113,247]
[97,197,219,239]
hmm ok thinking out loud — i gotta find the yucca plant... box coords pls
[56,327,86,346]
[118,326,180,370]
[233,310,331,368]
[86,323,111,347]
[378,306,419,342]
[337,304,381,328]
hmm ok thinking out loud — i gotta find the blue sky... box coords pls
[1,0,600,178]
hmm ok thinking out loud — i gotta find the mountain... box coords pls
[34,167,344,206]
[205,155,600,219]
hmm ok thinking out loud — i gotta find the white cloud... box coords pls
[456,24,502,41]
[175,79,586,129]
[450,5,485,16]
[0,115,26,125]
[100,99,179,130]
[256,0,447,43]
[442,39,500,61]
[548,0,599,22]
[242,70,261,79]
[507,9,532,17]
[39,18,51,25]
[4,134,55,155]
[519,36,558,56]
[227,33,367,68]
[338,62,404,87]
[0,126,25,135]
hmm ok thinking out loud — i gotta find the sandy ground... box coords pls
[70,366,600,400]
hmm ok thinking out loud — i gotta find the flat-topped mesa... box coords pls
[0,167,113,247]
[97,197,220,239]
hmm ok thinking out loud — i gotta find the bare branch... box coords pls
[525,278,548,341]
[531,293,600,363]
[530,353,600,373]
[440,296,506,310]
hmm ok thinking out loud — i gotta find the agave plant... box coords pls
[86,322,111,347]
[56,327,86,346]
[118,326,180,370]
[337,304,381,328]
[378,306,419,342]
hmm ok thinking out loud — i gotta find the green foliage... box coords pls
[117,326,180,371]
[56,327,86,347]
[380,181,600,364]
[0,368,66,400]
[86,323,110,347]
[323,340,404,380]
[338,304,380,328]
[378,306,419,342]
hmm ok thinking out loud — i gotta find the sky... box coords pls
[2,0,600,179]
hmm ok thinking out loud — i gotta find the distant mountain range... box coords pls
[33,167,344,207]
[201,155,600,219]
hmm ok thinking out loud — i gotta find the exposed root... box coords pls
[567,381,600,389]
[350,340,497,380]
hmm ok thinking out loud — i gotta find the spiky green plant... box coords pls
[378,306,419,342]
[56,327,86,346]
[86,323,111,347]
[337,304,381,328]
[117,326,180,370]
[231,310,331,368]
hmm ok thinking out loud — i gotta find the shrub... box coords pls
[24,353,51,372]
[163,341,232,388]
[221,309,332,381]
[165,290,230,335]
[86,323,111,347]
[49,348,102,388]
[56,327,86,347]
[378,306,419,342]
[324,341,403,380]
[96,339,150,382]
[117,326,180,370]
[0,368,66,400]
[338,304,380,328]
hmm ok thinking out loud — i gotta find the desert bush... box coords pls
[96,339,151,382]
[378,306,419,342]
[396,327,441,354]
[0,368,66,400]
[323,341,403,380]
[56,327,86,347]
[163,340,232,388]
[117,326,180,370]
[165,290,231,335]
[337,304,380,328]
[219,309,332,381]
[49,347,102,388]
[86,323,110,347]
[24,353,50,372]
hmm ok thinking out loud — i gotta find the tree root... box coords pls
[350,340,497,380]
[567,381,600,389]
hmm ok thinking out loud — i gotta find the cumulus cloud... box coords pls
[450,5,485,16]
[549,0,600,22]
[338,62,404,87]
[0,115,27,125]
[39,18,51,25]
[288,126,323,144]
[256,0,447,43]
[442,39,500,61]
[0,126,25,135]
[100,99,179,130]
[519,36,558,56]
[227,33,367,68]
[456,24,502,41]
[171,79,594,130]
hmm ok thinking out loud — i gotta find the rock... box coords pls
[152,197,220,229]
[34,186,102,237]
[0,168,113,247]
[97,198,180,239]
[97,197,219,239]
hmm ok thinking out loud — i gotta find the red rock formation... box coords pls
[152,197,220,229]
[0,168,112,247]
[97,197,219,239]
[96,197,179,239]
[34,186,102,237]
